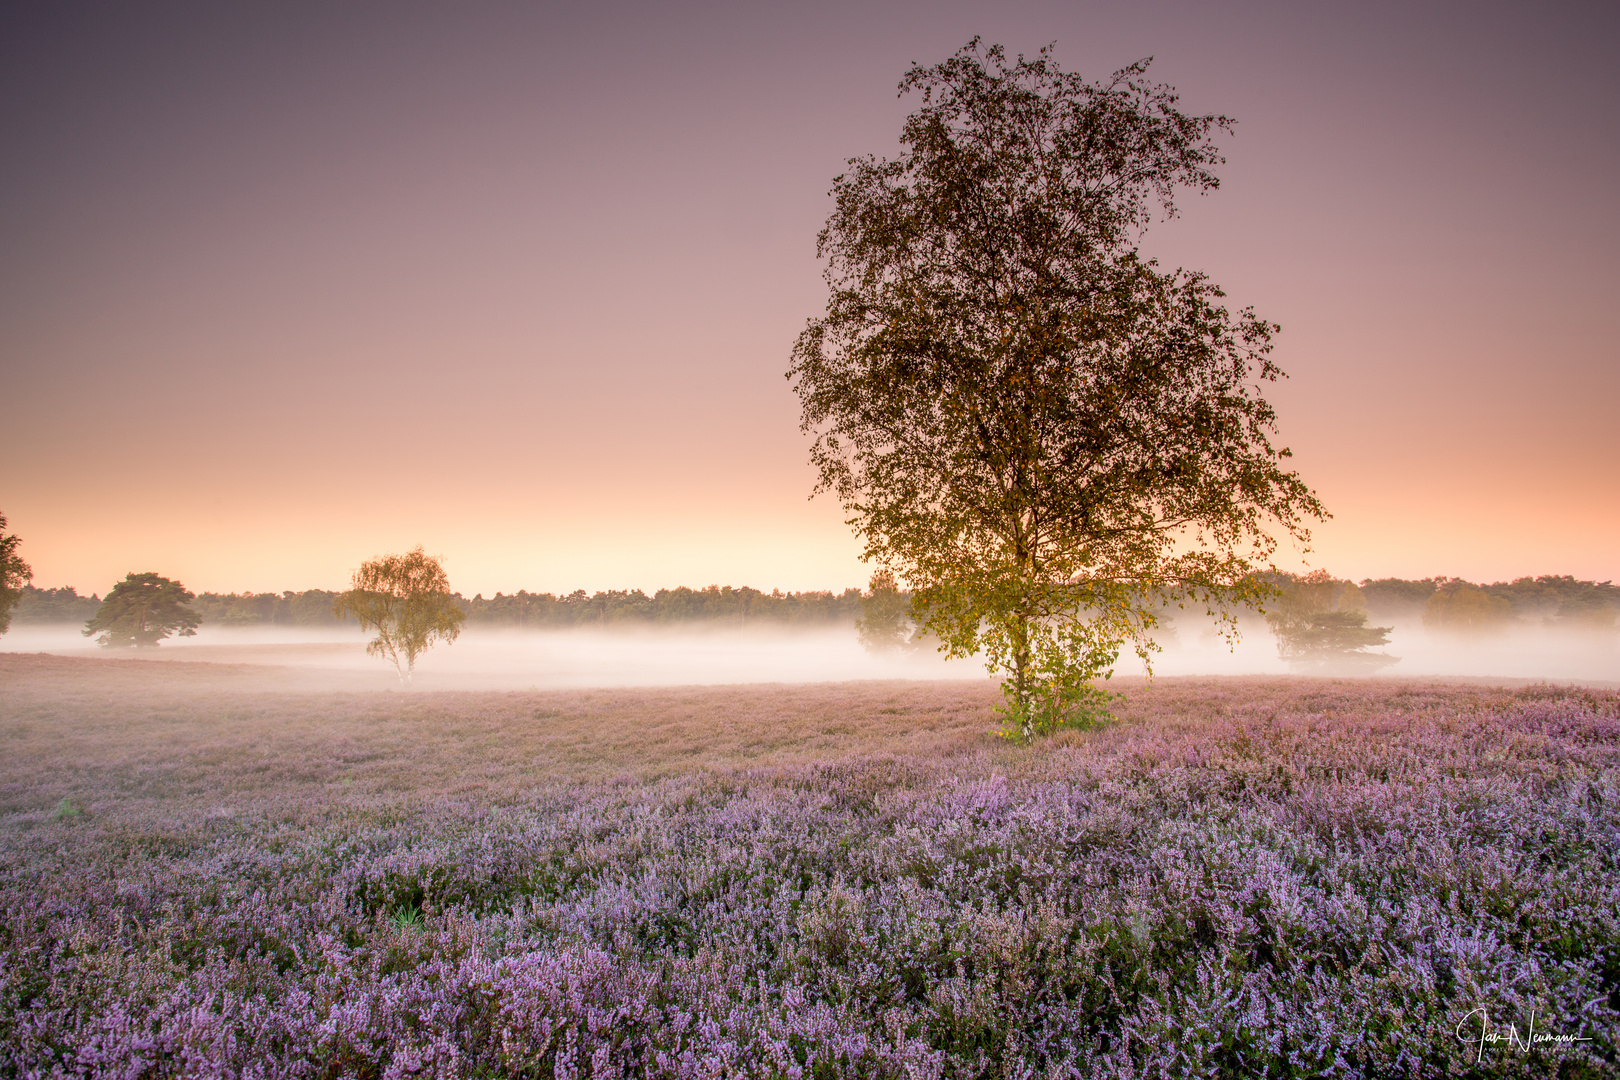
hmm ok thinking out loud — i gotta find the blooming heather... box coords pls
[0,661,1615,1077]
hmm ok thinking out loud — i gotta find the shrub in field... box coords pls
[0,676,1615,1077]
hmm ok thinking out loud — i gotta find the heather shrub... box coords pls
[0,672,1615,1077]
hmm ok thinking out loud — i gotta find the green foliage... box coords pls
[190,589,354,627]
[991,658,1119,743]
[1358,577,1441,621]
[1483,575,1619,629]
[1362,575,1618,631]
[17,583,864,630]
[1262,571,1396,672]
[463,584,863,628]
[1424,580,1515,634]
[11,586,101,624]
[854,570,916,652]
[334,547,465,683]
[390,903,424,932]
[82,572,201,648]
[788,41,1324,738]
[0,512,32,637]
[1284,610,1395,664]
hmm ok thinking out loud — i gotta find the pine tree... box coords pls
[83,572,201,648]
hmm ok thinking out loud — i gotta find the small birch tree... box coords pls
[335,547,465,684]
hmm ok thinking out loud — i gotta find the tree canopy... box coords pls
[82,572,201,648]
[0,512,33,637]
[1423,580,1514,634]
[5,583,865,629]
[1262,571,1396,673]
[1358,577,1442,621]
[789,41,1324,738]
[334,547,465,683]
[10,586,101,624]
[854,569,918,652]
[1482,575,1619,629]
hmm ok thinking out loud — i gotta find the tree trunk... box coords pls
[1011,613,1032,740]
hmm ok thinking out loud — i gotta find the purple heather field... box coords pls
[0,654,1616,1078]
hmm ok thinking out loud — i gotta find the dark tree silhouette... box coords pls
[1263,571,1396,672]
[854,569,916,652]
[83,572,201,648]
[790,41,1325,738]
[0,512,32,637]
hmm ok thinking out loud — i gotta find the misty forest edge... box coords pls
[6,573,1618,633]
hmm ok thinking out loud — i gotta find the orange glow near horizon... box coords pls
[3,2,1616,598]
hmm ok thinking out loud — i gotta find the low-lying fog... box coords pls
[0,624,984,690]
[1151,619,1618,683]
[3,619,1615,689]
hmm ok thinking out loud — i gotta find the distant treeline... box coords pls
[9,586,357,627]
[10,584,863,628]
[10,576,1614,631]
[192,590,354,627]
[1359,575,1620,628]
[461,586,863,627]
[10,587,103,623]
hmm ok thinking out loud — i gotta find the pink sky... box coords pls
[3,1,1615,596]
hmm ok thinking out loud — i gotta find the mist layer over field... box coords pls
[3,618,1615,687]
[0,624,988,690]
[1145,618,1620,683]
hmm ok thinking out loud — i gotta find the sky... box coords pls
[2,0,1616,597]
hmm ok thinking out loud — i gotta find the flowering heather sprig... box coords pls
[0,670,1615,1077]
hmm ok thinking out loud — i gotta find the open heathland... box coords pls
[0,654,1616,1078]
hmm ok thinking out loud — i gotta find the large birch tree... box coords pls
[789,41,1326,739]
